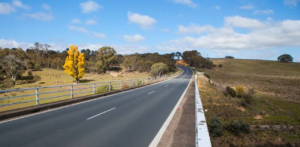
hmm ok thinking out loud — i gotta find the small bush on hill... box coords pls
[243,88,255,104]
[208,116,223,137]
[236,86,245,98]
[226,86,236,97]
[218,64,223,68]
[226,120,250,135]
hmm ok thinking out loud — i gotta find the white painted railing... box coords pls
[195,73,212,147]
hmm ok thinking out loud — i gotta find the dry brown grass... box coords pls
[204,59,300,102]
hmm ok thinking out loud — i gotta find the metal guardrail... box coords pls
[0,70,181,109]
[195,73,212,147]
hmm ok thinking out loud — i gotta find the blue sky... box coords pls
[0,0,300,61]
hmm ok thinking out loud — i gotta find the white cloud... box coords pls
[42,4,51,10]
[86,19,98,25]
[23,12,54,21]
[0,39,32,49]
[68,26,89,33]
[80,1,102,13]
[93,33,107,39]
[177,24,216,34]
[124,34,146,42]
[68,26,107,39]
[0,3,15,14]
[170,0,198,8]
[71,18,81,24]
[239,4,254,10]
[13,0,30,10]
[215,5,221,10]
[157,17,300,53]
[253,9,274,15]
[161,28,170,32]
[284,0,300,6]
[224,16,266,29]
[127,11,157,29]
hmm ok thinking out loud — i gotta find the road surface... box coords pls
[0,66,193,147]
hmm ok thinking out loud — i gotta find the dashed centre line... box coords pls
[148,91,155,94]
[87,107,116,120]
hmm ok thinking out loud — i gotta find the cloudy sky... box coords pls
[0,0,299,61]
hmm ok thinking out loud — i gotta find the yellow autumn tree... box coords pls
[63,45,85,84]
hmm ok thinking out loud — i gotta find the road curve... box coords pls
[0,66,193,147]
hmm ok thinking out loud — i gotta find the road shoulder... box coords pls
[157,77,195,147]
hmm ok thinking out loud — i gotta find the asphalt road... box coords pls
[0,66,193,147]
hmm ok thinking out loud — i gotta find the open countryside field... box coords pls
[198,59,300,146]
[0,68,151,112]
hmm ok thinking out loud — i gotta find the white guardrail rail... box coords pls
[0,69,181,109]
[195,73,212,147]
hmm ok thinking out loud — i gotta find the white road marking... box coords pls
[87,107,116,120]
[165,85,168,87]
[148,91,155,94]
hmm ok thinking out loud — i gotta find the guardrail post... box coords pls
[36,88,39,105]
[71,85,74,99]
[93,83,96,94]
[109,82,112,91]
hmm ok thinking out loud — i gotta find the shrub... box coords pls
[39,82,45,84]
[226,120,250,135]
[204,73,210,79]
[3,78,14,88]
[27,71,33,79]
[226,86,236,97]
[244,88,255,104]
[33,75,41,81]
[227,120,241,135]
[122,83,130,89]
[236,86,245,98]
[137,80,143,86]
[208,116,223,137]
[34,64,41,71]
[96,85,114,94]
[218,64,223,68]
[240,121,250,133]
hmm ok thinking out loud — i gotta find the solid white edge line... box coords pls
[0,67,185,125]
[148,67,193,147]
[87,107,116,120]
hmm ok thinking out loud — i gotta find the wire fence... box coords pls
[0,70,181,112]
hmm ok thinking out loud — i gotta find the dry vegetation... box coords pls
[198,59,300,147]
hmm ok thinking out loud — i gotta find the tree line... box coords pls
[0,42,177,88]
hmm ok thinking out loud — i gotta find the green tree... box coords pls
[175,52,182,60]
[97,47,118,72]
[277,54,293,63]
[182,50,201,65]
[150,63,168,76]
[0,55,26,85]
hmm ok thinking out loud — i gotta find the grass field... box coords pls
[0,68,151,112]
[198,59,300,146]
